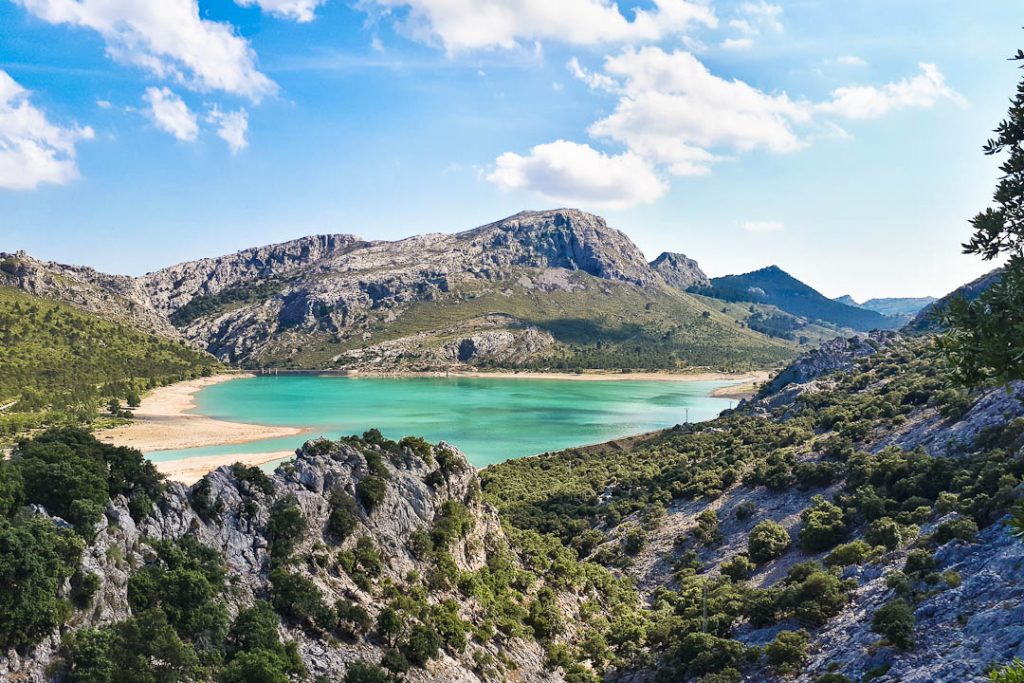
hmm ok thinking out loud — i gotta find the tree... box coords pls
[766,629,810,673]
[747,520,790,563]
[799,496,847,552]
[872,598,915,650]
[941,48,1024,385]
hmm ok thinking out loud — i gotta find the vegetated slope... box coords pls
[0,286,219,438]
[0,429,640,683]
[0,251,180,340]
[694,266,899,332]
[905,268,1004,333]
[483,334,1024,682]
[135,209,799,371]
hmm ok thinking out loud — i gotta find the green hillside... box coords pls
[0,286,219,438]
[253,273,801,372]
[694,266,898,332]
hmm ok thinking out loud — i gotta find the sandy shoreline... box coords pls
[338,369,771,383]
[154,450,295,485]
[96,374,305,454]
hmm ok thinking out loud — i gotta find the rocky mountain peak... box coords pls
[459,208,657,286]
[650,251,710,289]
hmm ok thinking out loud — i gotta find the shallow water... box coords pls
[149,374,741,468]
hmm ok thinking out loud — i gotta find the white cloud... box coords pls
[585,47,811,176]
[96,99,112,109]
[359,0,717,52]
[837,55,867,67]
[743,220,784,232]
[820,62,964,119]
[235,0,324,22]
[738,1,782,33]
[143,87,198,141]
[567,57,618,92]
[15,0,276,101]
[487,140,667,209]
[208,106,249,153]
[721,37,753,50]
[0,70,93,190]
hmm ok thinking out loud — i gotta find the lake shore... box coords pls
[332,369,772,383]
[96,374,305,453]
[155,450,294,485]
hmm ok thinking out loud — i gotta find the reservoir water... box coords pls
[149,374,741,468]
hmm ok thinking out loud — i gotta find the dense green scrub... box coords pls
[0,286,219,438]
[483,338,1024,680]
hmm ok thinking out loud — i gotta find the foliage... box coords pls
[991,660,1024,683]
[0,285,218,437]
[266,496,307,558]
[940,49,1024,385]
[357,476,388,513]
[748,521,790,563]
[871,598,915,650]
[799,496,847,552]
[766,629,810,673]
[326,489,360,543]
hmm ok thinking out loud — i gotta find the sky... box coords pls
[0,0,1018,301]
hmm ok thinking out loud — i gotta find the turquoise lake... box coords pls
[149,375,741,468]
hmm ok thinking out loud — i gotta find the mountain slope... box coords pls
[906,268,1003,333]
[138,209,799,371]
[0,285,219,436]
[694,265,899,331]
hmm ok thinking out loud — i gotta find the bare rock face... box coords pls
[2,439,559,683]
[650,251,710,290]
[136,209,668,364]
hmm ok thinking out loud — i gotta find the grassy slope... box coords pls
[0,286,219,435]
[256,273,801,372]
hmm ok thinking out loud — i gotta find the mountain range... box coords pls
[1,209,921,376]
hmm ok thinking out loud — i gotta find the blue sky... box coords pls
[0,0,1018,300]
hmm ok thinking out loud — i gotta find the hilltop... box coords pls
[693,266,900,332]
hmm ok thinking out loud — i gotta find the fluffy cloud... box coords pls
[0,70,93,190]
[837,55,868,67]
[235,0,324,22]
[492,50,963,208]
[721,37,753,50]
[360,0,717,52]
[736,1,783,33]
[488,140,668,209]
[743,220,784,232]
[143,87,198,141]
[15,0,276,101]
[208,106,249,153]
[820,63,964,120]
[587,47,811,176]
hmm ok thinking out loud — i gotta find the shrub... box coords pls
[721,554,755,582]
[748,520,790,563]
[990,660,1024,683]
[766,629,810,673]
[403,623,443,666]
[778,563,849,626]
[903,549,936,578]
[693,509,722,545]
[865,517,905,550]
[327,490,360,543]
[266,497,306,558]
[871,598,915,650]
[526,588,563,640]
[676,632,744,677]
[933,516,978,544]
[621,527,646,555]
[799,496,847,552]
[734,500,756,520]
[356,476,387,513]
[825,540,873,567]
[345,661,389,683]
[816,675,853,683]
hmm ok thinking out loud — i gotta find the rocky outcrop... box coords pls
[650,251,709,290]
[1,439,559,683]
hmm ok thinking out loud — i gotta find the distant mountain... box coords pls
[905,268,1003,333]
[834,295,937,326]
[692,265,899,332]
[2,209,800,372]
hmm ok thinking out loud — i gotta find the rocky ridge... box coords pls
[1,439,561,682]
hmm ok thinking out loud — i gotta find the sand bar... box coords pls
[97,374,304,453]
[155,450,294,485]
